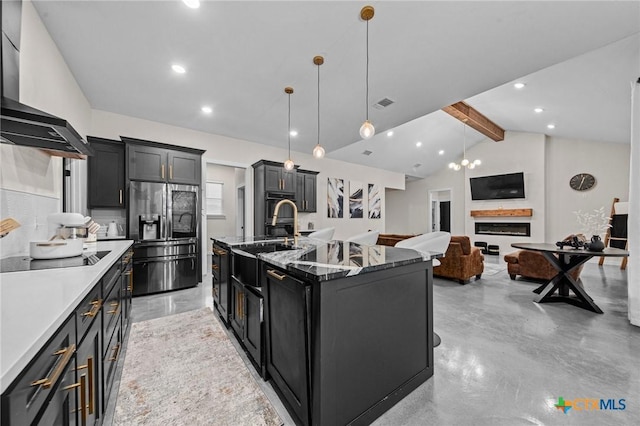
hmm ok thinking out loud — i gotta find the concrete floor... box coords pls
[111,258,640,426]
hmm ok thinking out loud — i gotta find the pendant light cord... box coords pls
[365,19,369,121]
[317,62,321,145]
[463,122,466,157]
[288,93,291,157]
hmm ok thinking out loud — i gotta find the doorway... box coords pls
[428,189,452,233]
[237,186,245,238]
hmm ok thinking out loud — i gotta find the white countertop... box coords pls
[0,240,133,393]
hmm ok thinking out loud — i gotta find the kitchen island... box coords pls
[211,236,439,426]
[1,240,133,425]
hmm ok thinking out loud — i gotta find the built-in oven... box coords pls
[265,193,295,237]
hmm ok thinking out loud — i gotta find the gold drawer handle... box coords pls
[36,242,66,247]
[213,248,227,256]
[108,302,120,314]
[83,300,102,317]
[109,343,121,362]
[211,264,219,271]
[267,269,286,281]
[76,357,95,415]
[64,375,87,425]
[31,344,76,389]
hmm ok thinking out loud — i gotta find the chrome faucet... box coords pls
[271,199,299,245]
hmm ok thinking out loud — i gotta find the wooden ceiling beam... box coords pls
[442,101,505,141]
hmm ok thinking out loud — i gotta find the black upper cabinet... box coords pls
[295,170,318,213]
[262,163,296,193]
[123,137,204,185]
[87,137,125,209]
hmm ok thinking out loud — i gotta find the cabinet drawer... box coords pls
[102,262,121,297]
[1,316,76,426]
[76,283,102,345]
[102,283,121,358]
[102,317,122,410]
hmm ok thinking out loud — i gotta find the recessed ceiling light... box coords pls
[438,150,444,155]
[416,141,422,147]
[172,64,186,74]
[289,130,298,137]
[534,108,544,113]
[182,0,200,9]
[201,106,212,114]
[387,131,394,137]
[547,124,555,129]
[513,82,525,89]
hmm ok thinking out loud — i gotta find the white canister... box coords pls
[30,239,84,259]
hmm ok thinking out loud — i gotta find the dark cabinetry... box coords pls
[212,244,230,324]
[253,160,318,236]
[1,249,132,426]
[264,164,296,192]
[87,137,125,209]
[243,286,263,370]
[1,317,77,425]
[263,267,311,425]
[230,277,245,338]
[295,170,318,213]
[124,137,202,185]
[261,260,434,426]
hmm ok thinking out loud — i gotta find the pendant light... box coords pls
[312,56,326,159]
[359,5,375,140]
[448,119,481,171]
[284,87,295,171]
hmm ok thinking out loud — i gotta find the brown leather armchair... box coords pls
[433,236,484,284]
[504,250,583,281]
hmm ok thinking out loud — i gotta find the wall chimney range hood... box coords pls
[1,0,92,157]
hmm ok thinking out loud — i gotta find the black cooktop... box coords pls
[0,251,111,273]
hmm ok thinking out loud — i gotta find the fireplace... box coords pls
[475,222,531,237]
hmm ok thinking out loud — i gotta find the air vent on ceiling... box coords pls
[412,163,422,169]
[362,150,373,156]
[373,97,395,109]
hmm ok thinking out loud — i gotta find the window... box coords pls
[206,181,224,217]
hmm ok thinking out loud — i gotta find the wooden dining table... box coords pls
[511,243,629,314]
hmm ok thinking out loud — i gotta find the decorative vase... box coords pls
[588,235,605,252]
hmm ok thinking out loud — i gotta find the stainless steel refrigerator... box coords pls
[128,181,200,295]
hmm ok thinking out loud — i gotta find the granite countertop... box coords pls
[211,235,439,282]
[0,240,133,393]
[258,239,439,282]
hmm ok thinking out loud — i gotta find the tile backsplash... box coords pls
[0,189,61,257]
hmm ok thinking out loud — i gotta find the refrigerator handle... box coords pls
[163,183,169,240]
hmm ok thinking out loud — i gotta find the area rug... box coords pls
[482,262,507,276]
[113,308,282,426]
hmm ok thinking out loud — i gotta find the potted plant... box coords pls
[573,207,611,252]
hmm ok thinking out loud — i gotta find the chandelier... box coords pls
[449,120,481,171]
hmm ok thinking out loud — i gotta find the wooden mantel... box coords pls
[470,208,533,218]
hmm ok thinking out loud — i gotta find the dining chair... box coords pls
[395,231,452,266]
[345,230,380,246]
[307,227,335,242]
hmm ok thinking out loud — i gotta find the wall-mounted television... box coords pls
[470,172,525,200]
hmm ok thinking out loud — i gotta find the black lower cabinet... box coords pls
[243,286,263,375]
[230,277,245,338]
[103,317,122,412]
[1,317,77,425]
[262,260,433,426]
[76,316,102,426]
[36,355,79,426]
[263,268,311,426]
[212,245,230,324]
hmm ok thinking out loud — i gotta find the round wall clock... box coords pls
[569,173,596,191]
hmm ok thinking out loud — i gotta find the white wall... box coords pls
[387,131,631,259]
[464,132,546,256]
[206,163,240,239]
[545,136,630,240]
[0,0,92,256]
[89,110,405,241]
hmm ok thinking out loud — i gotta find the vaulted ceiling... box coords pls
[32,1,640,177]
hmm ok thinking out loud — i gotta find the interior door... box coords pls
[439,201,451,232]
